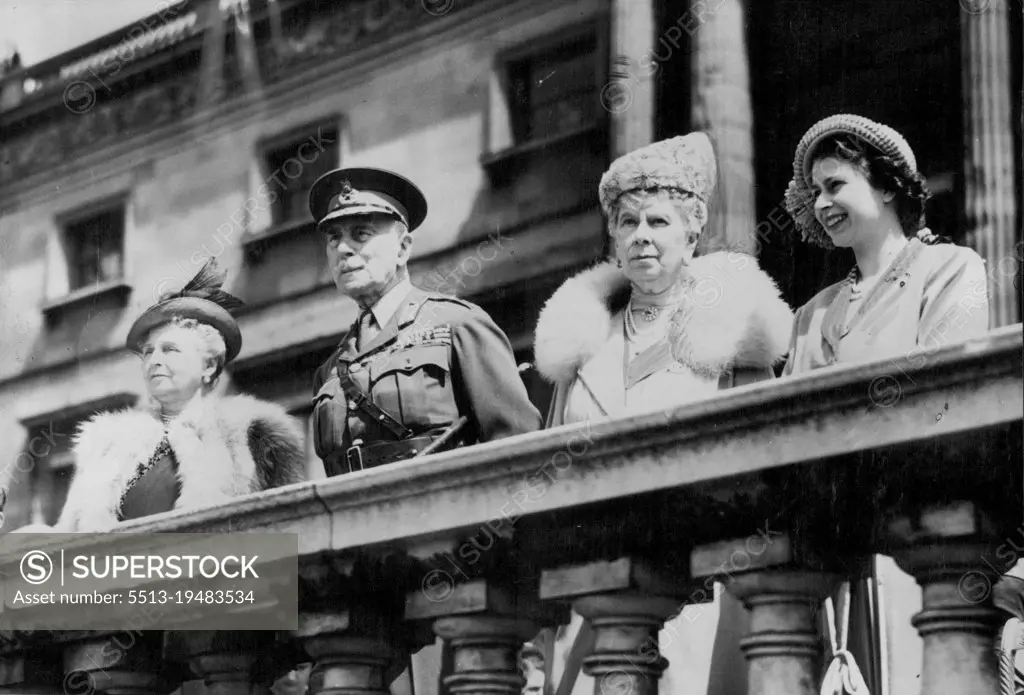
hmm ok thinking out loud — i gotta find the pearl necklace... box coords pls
[625,295,679,343]
[627,290,681,324]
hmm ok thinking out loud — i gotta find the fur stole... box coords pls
[54,393,306,532]
[534,252,794,384]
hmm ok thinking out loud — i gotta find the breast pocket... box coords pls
[369,344,457,429]
[311,373,348,460]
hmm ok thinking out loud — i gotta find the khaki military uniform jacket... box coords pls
[312,285,543,476]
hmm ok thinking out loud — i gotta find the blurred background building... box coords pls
[0,0,1020,549]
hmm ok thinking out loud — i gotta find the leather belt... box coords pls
[342,435,441,474]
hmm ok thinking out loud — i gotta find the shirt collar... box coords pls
[369,275,413,329]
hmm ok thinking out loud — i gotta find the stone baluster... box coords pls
[573,594,679,695]
[175,632,278,695]
[299,610,405,695]
[539,556,698,695]
[692,529,841,695]
[888,501,1008,695]
[725,571,840,695]
[961,0,1020,326]
[63,634,170,695]
[0,645,64,695]
[433,614,537,695]
[407,578,550,695]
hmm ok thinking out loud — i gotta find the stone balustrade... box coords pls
[1,325,1021,695]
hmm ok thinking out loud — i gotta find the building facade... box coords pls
[0,0,617,527]
[0,0,1020,693]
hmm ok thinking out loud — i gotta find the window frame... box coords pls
[257,116,342,229]
[58,194,128,293]
[495,20,608,151]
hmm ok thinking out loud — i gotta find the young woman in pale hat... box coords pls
[782,113,989,374]
[531,132,794,695]
[15,260,306,533]
[781,114,993,694]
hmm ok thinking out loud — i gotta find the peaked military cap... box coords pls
[309,167,428,232]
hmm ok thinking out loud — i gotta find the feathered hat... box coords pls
[598,132,718,219]
[126,259,245,362]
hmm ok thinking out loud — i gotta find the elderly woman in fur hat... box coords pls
[534,131,793,425]
[531,132,794,694]
[15,260,306,533]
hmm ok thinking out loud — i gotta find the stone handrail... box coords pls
[0,324,1020,695]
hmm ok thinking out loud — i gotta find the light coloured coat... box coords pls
[534,251,795,427]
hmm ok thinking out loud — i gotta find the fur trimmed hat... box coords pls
[783,114,919,248]
[598,132,717,219]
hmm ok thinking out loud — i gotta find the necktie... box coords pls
[358,310,380,350]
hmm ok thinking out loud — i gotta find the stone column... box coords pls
[300,612,405,695]
[961,0,1020,326]
[433,615,537,695]
[63,636,169,695]
[892,542,1004,695]
[608,0,655,158]
[689,0,757,255]
[0,647,64,695]
[572,594,678,695]
[180,632,278,695]
[725,570,840,695]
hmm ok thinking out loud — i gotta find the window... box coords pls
[263,123,339,226]
[506,32,600,145]
[64,205,125,290]
[20,418,81,527]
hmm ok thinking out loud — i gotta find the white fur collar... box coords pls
[54,393,305,532]
[533,252,794,384]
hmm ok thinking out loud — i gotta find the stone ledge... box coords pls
[3,326,1012,561]
[40,281,133,322]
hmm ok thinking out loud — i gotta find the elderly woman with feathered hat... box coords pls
[15,260,306,533]
[531,133,794,694]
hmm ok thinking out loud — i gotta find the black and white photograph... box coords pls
[0,0,1021,694]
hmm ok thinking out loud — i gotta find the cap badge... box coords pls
[330,180,358,212]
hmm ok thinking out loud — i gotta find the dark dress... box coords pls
[117,437,182,522]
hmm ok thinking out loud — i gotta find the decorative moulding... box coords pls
[481,123,607,186]
[40,279,133,322]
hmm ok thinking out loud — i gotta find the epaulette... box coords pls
[424,293,476,311]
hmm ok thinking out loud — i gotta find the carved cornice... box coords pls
[0,0,485,189]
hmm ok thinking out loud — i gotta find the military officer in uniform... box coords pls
[308,167,543,476]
